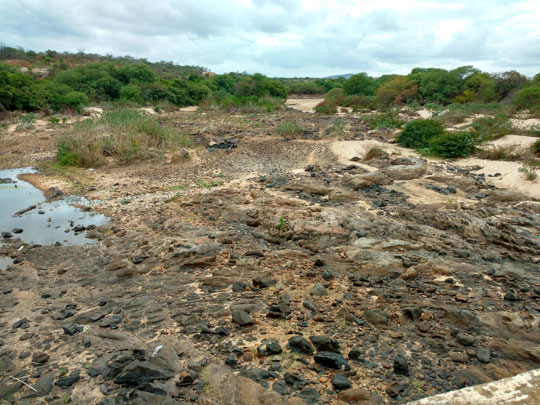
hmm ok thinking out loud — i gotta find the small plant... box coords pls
[62,393,70,404]
[396,119,444,149]
[366,110,404,129]
[428,131,474,158]
[519,160,540,181]
[59,367,68,376]
[279,215,284,230]
[19,113,35,124]
[533,139,540,155]
[120,198,131,205]
[62,117,67,124]
[49,116,60,124]
[363,147,387,161]
[471,114,513,141]
[279,121,302,136]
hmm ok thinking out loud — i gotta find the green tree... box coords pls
[342,73,376,96]
[376,76,418,105]
[513,87,540,110]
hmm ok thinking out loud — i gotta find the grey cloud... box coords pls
[0,0,538,77]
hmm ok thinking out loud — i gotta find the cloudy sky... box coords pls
[1,0,539,77]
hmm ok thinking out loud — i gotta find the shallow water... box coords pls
[0,167,109,267]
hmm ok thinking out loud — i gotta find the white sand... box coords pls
[511,118,540,130]
[285,98,324,113]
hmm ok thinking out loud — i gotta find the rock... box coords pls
[386,382,409,398]
[55,373,80,388]
[1,232,12,239]
[12,228,23,234]
[476,347,491,363]
[393,353,409,375]
[382,157,427,180]
[456,333,475,346]
[62,323,82,336]
[252,276,276,288]
[176,370,196,387]
[364,309,389,329]
[331,374,352,391]
[338,388,375,403]
[114,360,173,387]
[273,380,288,395]
[303,299,316,312]
[32,371,55,397]
[314,352,349,370]
[296,387,321,404]
[309,336,340,353]
[266,341,283,355]
[310,283,327,297]
[232,281,247,292]
[288,336,314,355]
[504,289,520,301]
[348,347,362,361]
[32,352,49,365]
[232,310,254,326]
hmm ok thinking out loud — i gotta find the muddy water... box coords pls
[0,168,108,267]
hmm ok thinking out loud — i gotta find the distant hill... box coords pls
[324,73,355,79]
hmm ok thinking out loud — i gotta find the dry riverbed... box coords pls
[0,107,539,404]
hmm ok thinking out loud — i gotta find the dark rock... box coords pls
[266,341,283,355]
[232,282,247,292]
[240,368,276,382]
[62,323,82,336]
[310,336,340,353]
[364,309,389,329]
[232,310,254,326]
[55,374,80,388]
[273,380,288,395]
[504,289,520,301]
[176,371,195,387]
[314,352,349,370]
[12,318,28,329]
[386,382,409,398]
[32,352,49,365]
[303,299,316,312]
[288,336,314,355]
[284,372,307,391]
[224,355,237,367]
[348,347,362,361]
[114,360,173,387]
[393,353,409,375]
[331,374,352,391]
[297,387,321,404]
[2,232,12,239]
[253,276,276,288]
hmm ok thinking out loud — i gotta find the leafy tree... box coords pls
[60,91,88,112]
[513,87,540,110]
[396,119,445,148]
[376,76,418,105]
[429,131,473,158]
[409,68,461,104]
[116,63,156,84]
[454,72,496,103]
[492,70,528,99]
[342,73,376,96]
[120,84,144,104]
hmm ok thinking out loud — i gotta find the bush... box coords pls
[278,121,302,136]
[59,91,88,112]
[471,113,513,141]
[396,119,445,148]
[429,132,473,158]
[120,84,144,104]
[366,110,404,129]
[533,139,540,155]
[513,87,540,110]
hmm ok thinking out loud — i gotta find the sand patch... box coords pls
[511,118,540,130]
[179,106,198,112]
[330,140,419,167]
[286,98,324,113]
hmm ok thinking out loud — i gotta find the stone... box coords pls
[232,310,254,326]
[393,353,409,375]
[364,309,389,329]
[314,352,349,370]
[288,336,314,355]
[62,323,82,336]
[266,341,283,355]
[338,388,374,403]
[232,282,247,292]
[1,232,12,239]
[348,347,362,361]
[331,374,352,391]
[309,336,340,353]
[310,283,327,297]
[476,347,491,363]
[253,276,276,288]
[55,374,80,388]
[296,387,321,404]
[114,360,173,387]
[456,333,475,346]
[32,352,49,365]
[504,289,520,301]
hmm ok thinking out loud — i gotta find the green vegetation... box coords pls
[519,160,540,181]
[279,121,302,136]
[366,110,404,129]
[428,131,474,158]
[470,114,513,141]
[397,119,445,148]
[513,87,540,111]
[56,109,189,166]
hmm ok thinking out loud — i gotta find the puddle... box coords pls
[1,167,109,267]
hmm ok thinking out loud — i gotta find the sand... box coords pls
[285,98,324,113]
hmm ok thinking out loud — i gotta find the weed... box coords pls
[471,114,513,141]
[120,198,131,205]
[279,215,284,230]
[474,145,528,161]
[62,393,70,404]
[363,147,388,161]
[19,113,35,123]
[279,121,302,136]
[59,367,68,376]
[49,116,60,124]
[519,160,540,181]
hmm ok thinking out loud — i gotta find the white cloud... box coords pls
[0,0,538,77]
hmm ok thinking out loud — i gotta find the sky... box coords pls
[1,0,539,78]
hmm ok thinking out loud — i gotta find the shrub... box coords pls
[278,121,302,136]
[59,91,89,112]
[471,113,513,141]
[396,119,445,148]
[474,145,528,161]
[518,159,540,181]
[429,132,473,158]
[533,139,540,155]
[363,147,388,161]
[366,110,404,129]
[120,84,144,104]
[513,87,540,110]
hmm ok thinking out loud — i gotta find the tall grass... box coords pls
[56,109,191,167]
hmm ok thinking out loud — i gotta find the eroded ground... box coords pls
[0,108,539,405]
